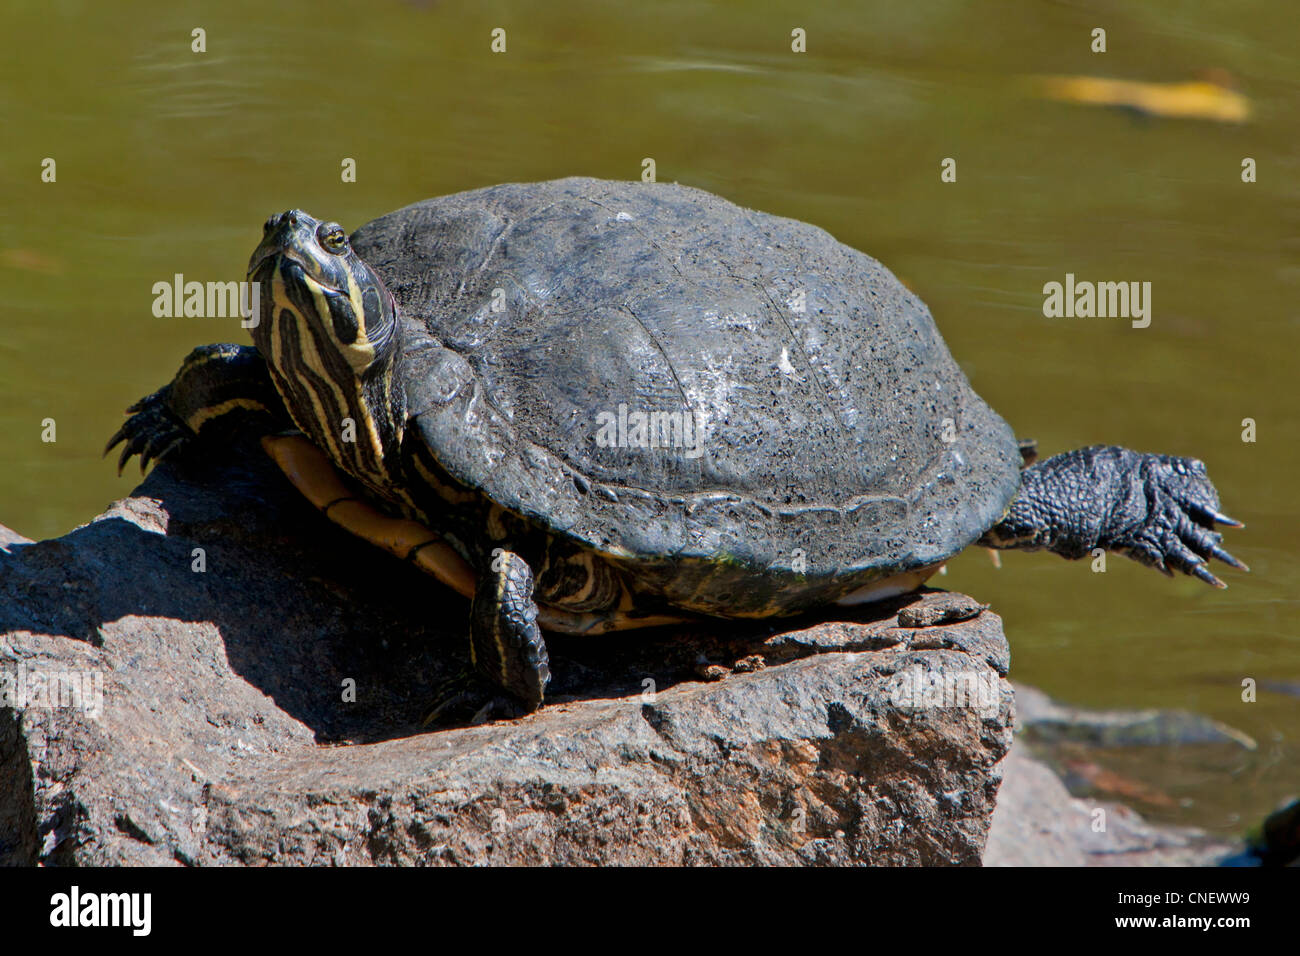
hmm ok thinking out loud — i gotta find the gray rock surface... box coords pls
[0,525,30,554]
[0,440,1013,865]
[985,682,1254,867]
[984,749,1242,866]
[1014,683,1257,750]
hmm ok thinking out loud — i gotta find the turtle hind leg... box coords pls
[107,344,289,473]
[979,444,1247,586]
[470,549,550,711]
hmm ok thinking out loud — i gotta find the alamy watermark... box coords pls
[594,403,707,459]
[886,664,1001,717]
[152,274,261,327]
[0,662,104,720]
[1042,273,1151,328]
[50,886,150,936]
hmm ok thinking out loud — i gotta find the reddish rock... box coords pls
[0,442,1012,865]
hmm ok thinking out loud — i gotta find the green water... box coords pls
[2,1,1296,837]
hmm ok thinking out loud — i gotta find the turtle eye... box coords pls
[317,222,349,255]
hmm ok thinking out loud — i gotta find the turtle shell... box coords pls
[349,177,1020,588]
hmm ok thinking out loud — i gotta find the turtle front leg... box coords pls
[107,343,290,472]
[470,549,551,711]
[978,445,1247,587]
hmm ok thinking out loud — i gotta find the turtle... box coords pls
[108,177,1246,713]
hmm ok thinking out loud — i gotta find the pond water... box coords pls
[1,1,1295,836]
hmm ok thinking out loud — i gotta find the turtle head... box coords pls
[247,210,405,482]
[248,210,400,370]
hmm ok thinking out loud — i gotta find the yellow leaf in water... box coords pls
[1030,73,1251,124]
[0,248,63,274]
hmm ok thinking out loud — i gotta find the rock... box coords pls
[0,439,1013,866]
[984,682,1254,866]
[1254,796,1300,866]
[985,750,1089,866]
[1058,759,1179,809]
[0,525,31,554]
[1014,683,1257,750]
[897,593,986,628]
[984,749,1243,866]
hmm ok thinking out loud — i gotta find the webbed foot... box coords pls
[980,445,1246,587]
[1104,453,1247,588]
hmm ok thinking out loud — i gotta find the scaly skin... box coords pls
[105,344,290,473]
[978,445,1247,587]
[469,549,550,709]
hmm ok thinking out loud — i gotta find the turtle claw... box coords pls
[1149,456,1245,586]
[1194,566,1228,589]
[1151,534,1228,589]
[420,671,520,728]
[1089,451,1246,588]
[105,385,191,476]
[105,423,130,458]
[1208,543,1249,572]
[419,669,477,727]
[1190,501,1243,529]
[115,441,134,477]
